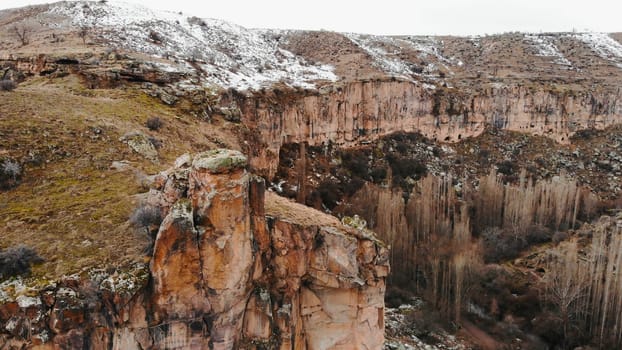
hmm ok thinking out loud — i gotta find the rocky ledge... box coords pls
[0,149,388,349]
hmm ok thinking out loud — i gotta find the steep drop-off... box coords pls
[235,81,622,177]
[0,150,388,349]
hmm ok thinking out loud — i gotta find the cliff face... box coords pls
[0,150,388,349]
[238,81,622,177]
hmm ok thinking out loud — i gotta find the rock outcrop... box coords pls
[234,81,622,177]
[0,149,388,349]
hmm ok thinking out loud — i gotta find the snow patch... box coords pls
[16,295,41,308]
[46,1,336,90]
[344,33,461,81]
[573,32,622,69]
[344,33,414,79]
[524,34,573,67]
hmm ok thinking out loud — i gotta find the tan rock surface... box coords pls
[239,81,622,177]
[0,150,388,349]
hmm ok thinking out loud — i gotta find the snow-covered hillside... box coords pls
[572,32,622,68]
[4,1,622,90]
[47,0,337,90]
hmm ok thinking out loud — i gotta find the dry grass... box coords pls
[265,190,342,228]
[0,75,240,280]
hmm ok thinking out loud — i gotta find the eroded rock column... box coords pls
[190,150,253,349]
[150,149,253,349]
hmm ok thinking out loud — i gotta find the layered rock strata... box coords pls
[234,81,622,177]
[0,149,388,349]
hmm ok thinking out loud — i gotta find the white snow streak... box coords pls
[573,32,622,69]
[46,1,336,90]
[524,34,573,67]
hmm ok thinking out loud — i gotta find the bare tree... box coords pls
[11,25,30,46]
[78,26,89,45]
[543,241,589,349]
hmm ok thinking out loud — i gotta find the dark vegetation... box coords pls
[0,159,22,190]
[274,127,622,349]
[481,225,553,263]
[0,80,17,91]
[146,116,163,131]
[0,245,44,280]
[275,132,431,210]
[129,203,163,240]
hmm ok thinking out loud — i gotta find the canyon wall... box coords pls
[237,81,622,177]
[4,55,622,179]
[0,150,388,349]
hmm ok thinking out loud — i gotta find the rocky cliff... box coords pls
[2,2,622,178]
[0,150,388,349]
[2,2,622,349]
[236,81,622,177]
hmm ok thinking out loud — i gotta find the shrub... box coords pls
[317,180,342,210]
[129,204,163,238]
[0,159,22,190]
[386,154,427,180]
[385,286,416,308]
[148,31,164,44]
[481,227,526,263]
[0,80,16,91]
[525,224,553,245]
[552,231,568,244]
[572,128,598,140]
[370,166,387,183]
[496,160,517,176]
[146,116,163,131]
[148,136,163,149]
[0,245,44,279]
[340,150,368,178]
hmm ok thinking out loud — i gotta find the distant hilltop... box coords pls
[1,1,622,91]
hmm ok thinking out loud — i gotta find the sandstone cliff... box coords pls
[235,81,622,177]
[0,150,388,349]
[3,1,622,179]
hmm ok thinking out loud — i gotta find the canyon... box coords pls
[1,1,622,349]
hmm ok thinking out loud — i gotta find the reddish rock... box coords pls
[150,200,210,322]
[0,150,388,349]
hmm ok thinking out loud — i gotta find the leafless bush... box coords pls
[78,26,89,45]
[129,204,163,238]
[11,25,31,46]
[130,203,163,255]
[0,80,16,91]
[146,116,163,131]
[0,245,44,279]
[552,231,569,244]
[148,30,164,44]
[0,159,22,190]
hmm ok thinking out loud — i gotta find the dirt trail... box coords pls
[460,320,501,350]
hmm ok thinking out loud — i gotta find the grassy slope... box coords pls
[0,75,241,281]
